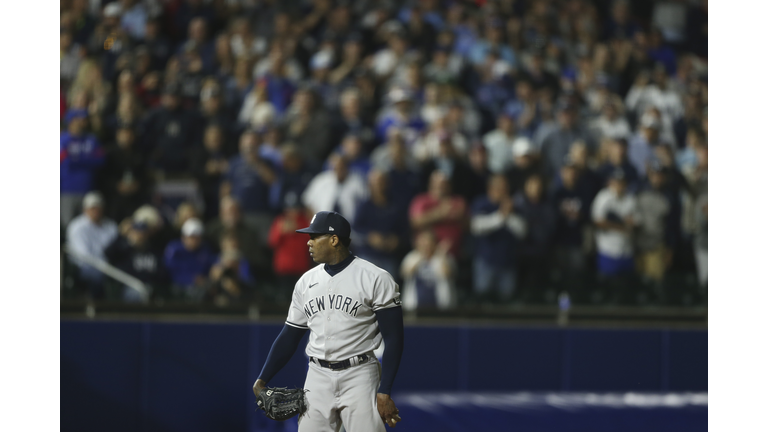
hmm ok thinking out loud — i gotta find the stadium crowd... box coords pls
[60,0,708,308]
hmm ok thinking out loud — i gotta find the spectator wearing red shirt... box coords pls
[409,171,467,257]
[268,194,312,303]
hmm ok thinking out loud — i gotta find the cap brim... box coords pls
[296,227,322,234]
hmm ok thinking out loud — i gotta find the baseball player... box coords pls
[253,211,404,430]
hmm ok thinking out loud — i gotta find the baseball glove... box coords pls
[256,387,308,421]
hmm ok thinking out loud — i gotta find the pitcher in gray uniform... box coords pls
[253,211,404,431]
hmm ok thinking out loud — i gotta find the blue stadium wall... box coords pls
[61,321,707,432]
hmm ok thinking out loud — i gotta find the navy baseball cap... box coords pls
[296,211,351,239]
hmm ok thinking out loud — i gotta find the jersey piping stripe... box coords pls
[286,321,309,329]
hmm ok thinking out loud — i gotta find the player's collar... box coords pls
[324,255,356,277]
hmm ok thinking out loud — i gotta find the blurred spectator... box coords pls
[483,113,520,174]
[254,41,304,83]
[371,30,412,82]
[424,46,464,85]
[414,117,469,162]
[514,175,556,302]
[197,83,234,145]
[410,171,467,258]
[254,47,299,114]
[302,154,368,222]
[205,196,268,275]
[143,83,197,174]
[552,160,592,295]
[61,109,106,227]
[591,169,639,303]
[566,141,602,203]
[191,124,230,220]
[420,134,475,201]
[329,37,364,87]
[238,79,278,131]
[470,175,527,303]
[400,230,457,311]
[60,31,83,84]
[370,130,422,211]
[268,195,312,303]
[224,58,255,115]
[467,143,493,203]
[635,164,672,290]
[625,66,683,146]
[163,218,217,301]
[589,96,631,141]
[602,0,640,41]
[331,134,373,178]
[285,88,333,169]
[221,130,276,236]
[676,126,705,172]
[469,19,516,67]
[143,18,171,70]
[692,193,707,289]
[100,126,150,222]
[206,249,255,306]
[352,170,409,277]
[66,192,119,299]
[597,138,640,191]
[628,109,665,178]
[506,137,543,195]
[105,221,167,302]
[375,88,426,146]
[176,17,215,73]
[538,102,593,177]
[119,0,149,40]
[272,144,315,213]
[330,88,375,151]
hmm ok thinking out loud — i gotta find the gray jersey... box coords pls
[286,257,401,362]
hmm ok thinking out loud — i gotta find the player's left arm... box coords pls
[374,305,404,427]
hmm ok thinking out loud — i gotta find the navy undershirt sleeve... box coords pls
[257,324,308,384]
[374,307,404,395]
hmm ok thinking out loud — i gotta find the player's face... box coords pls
[307,234,334,263]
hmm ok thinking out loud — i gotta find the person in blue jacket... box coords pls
[60,109,105,227]
[163,218,217,301]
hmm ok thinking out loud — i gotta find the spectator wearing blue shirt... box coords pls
[375,88,426,146]
[352,170,409,278]
[468,20,516,67]
[61,109,106,226]
[469,175,527,304]
[628,112,663,178]
[164,218,217,301]
[119,0,148,40]
[221,130,277,240]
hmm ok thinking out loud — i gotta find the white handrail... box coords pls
[64,244,150,303]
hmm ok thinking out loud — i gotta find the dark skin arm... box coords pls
[377,394,401,427]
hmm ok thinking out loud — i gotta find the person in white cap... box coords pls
[66,192,119,299]
[163,217,217,301]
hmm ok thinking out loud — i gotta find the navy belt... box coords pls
[310,354,369,371]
